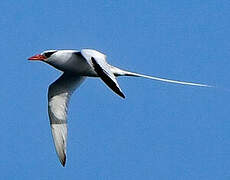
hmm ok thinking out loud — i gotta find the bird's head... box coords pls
[28,50,58,62]
[28,49,78,72]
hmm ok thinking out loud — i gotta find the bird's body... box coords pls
[28,49,211,166]
[44,50,98,76]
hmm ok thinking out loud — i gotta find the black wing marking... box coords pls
[91,57,125,98]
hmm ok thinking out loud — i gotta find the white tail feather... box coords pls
[111,66,212,88]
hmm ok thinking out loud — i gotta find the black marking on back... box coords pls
[91,57,125,98]
[73,51,83,57]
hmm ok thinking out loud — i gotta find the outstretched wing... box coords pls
[48,73,85,166]
[81,49,125,98]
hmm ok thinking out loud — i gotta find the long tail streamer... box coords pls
[123,71,212,87]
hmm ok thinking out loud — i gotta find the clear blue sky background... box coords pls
[1,0,230,179]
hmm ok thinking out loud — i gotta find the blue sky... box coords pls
[1,0,230,179]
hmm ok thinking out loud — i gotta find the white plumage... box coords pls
[28,49,211,166]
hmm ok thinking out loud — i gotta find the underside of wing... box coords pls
[48,73,85,166]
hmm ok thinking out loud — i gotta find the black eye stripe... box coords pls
[44,51,57,58]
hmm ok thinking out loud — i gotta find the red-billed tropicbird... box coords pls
[28,49,211,166]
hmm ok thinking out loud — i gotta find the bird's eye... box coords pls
[43,51,57,58]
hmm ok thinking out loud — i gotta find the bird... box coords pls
[28,49,211,166]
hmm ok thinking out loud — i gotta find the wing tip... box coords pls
[59,153,66,167]
[119,92,125,99]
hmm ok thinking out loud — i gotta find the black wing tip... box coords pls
[119,92,125,99]
[61,161,66,167]
[60,155,66,167]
